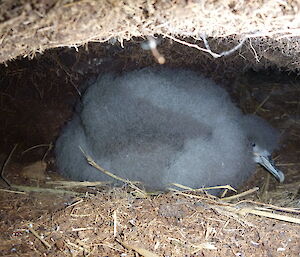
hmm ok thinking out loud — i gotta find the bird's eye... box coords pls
[252,143,256,147]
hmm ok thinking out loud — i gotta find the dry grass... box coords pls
[1,186,299,256]
[0,0,300,71]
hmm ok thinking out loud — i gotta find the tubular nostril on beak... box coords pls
[253,145,285,183]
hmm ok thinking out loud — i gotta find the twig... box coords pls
[113,210,117,237]
[21,143,53,162]
[28,224,51,249]
[11,185,82,196]
[80,147,147,197]
[260,173,270,201]
[22,144,51,155]
[80,147,129,184]
[236,207,300,224]
[65,239,88,252]
[0,188,27,194]
[170,183,237,192]
[117,239,160,257]
[254,94,271,114]
[170,190,231,206]
[47,180,110,188]
[71,227,94,232]
[42,143,53,161]
[0,144,18,187]
[275,162,300,167]
[221,187,259,201]
[233,199,300,214]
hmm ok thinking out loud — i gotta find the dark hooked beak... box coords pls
[254,152,285,183]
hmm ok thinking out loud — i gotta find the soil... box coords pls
[0,43,299,256]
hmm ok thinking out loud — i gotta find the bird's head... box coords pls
[252,143,285,183]
[242,114,285,183]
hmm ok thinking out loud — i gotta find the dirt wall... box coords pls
[0,0,299,71]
